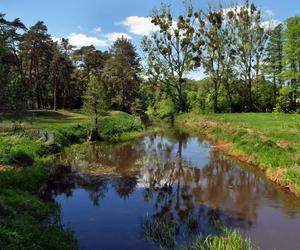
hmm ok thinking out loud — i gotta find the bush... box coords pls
[0,136,41,167]
[8,149,34,166]
[99,112,142,138]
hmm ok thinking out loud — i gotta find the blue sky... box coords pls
[1,0,299,49]
[1,0,299,79]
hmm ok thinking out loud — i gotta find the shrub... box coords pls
[99,112,142,139]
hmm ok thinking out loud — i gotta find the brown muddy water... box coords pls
[44,129,300,250]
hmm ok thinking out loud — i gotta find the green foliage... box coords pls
[0,135,41,166]
[0,219,77,250]
[83,76,108,132]
[103,37,141,113]
[99,111,143,139]
[155,98,176,120]
[54,125,88,149]
[0,166,48,194]
[179,229,253,250]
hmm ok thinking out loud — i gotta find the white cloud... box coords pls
[76,25,82,30]
[93,26,102,34]
[53,31,132,49]
[104,32,132,42]
[119,16,159,36]
[261,19,282,31]
[68,33,108,47]
[265,9,274,18]
[52,37,61,43]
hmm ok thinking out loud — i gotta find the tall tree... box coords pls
[50,42,74,110]
[104,37,141,113]
[20,21,53,109]
[264,24,284,103]
[142,3,203,112]
[281,16,300,111]
[227,1,268,111]
[195,6,235,113]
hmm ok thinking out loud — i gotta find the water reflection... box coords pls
[45,130,300,250]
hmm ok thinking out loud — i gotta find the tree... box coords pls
[195,6,235,113]
[50,42,74,110]
[142,2,203,113]
[227,1,268,111]
[20,21,53,109]
[83,76,107,140]
[73,45,109,80]
[264,24,284,106]
[103,37,141,113]
[281,16,300,111]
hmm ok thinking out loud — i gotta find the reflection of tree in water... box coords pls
[58,141,144,175]
[79,177,109,206]
[139,133,273,247]
[111,176,138,200]
[47,131,300,249]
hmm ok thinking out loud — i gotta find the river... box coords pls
[44,129,300,250]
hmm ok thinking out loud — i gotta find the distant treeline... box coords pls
[1,0,300,118]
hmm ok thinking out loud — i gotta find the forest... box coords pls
[1,0,300,250]
[1,1,299,118]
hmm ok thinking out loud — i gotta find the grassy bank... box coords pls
[0,110,145,249]
[177,113,300,196]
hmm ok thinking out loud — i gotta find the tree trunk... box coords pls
[213,80,219,113]
[53,81,57,111]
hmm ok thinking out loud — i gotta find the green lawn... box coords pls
[0,110,88,134]
[177,113,300,196]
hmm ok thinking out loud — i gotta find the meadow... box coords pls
[177,112,300,196]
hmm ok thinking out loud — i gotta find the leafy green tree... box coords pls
[281,16,300,111]
[196,6,235,113]
[103,37,141,113]
[142,2,203,113]
[264,24,284,102]
[83,76,107,139]
[227,1,268,111]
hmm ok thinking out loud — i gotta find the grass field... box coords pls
[0,110,87,134]
[177,113,300,196]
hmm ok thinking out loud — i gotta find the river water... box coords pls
[45,129,300,250]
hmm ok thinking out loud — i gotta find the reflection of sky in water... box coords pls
[174,138,211,169]
[143,136,211,170]
[51,132,300,250]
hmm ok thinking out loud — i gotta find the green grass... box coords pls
[177,112,300,196]
[0,110,87,133]
[179,229,253,250]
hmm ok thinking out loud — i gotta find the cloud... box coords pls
[261,19,282,31]
[76,25,82,30]
[119,16,159,36]
[265,9,274,18]
[93,26,102,34]
[52,36,61,43]
[67,33,108,47]
[53,31,132,48]
[104,32,132,42]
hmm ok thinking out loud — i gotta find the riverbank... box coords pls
[0,110,146,249]
[177,113,300,197]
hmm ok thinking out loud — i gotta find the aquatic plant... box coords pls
[141,215,179,248]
